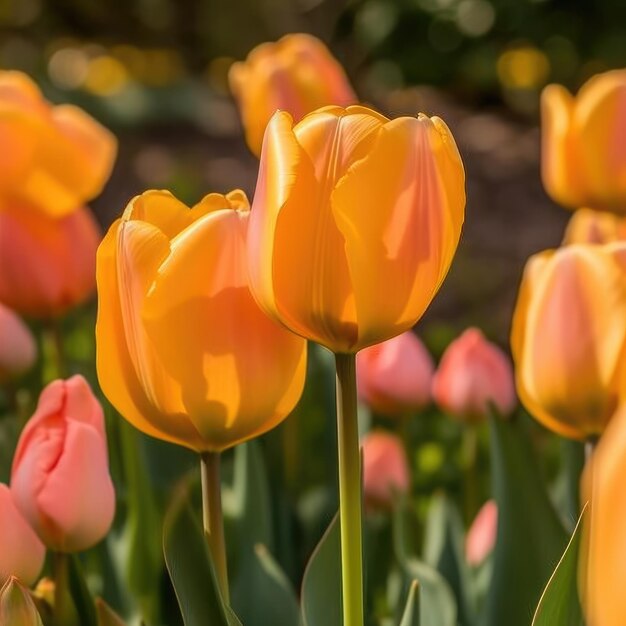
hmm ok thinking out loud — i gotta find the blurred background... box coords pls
[1,0,625,345]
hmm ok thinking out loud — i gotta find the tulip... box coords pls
[511,244,626,439]
[0,304,36,380]
[465,499,498,566]
[580,407,626,626]
[0,485,45,586]
[0,205,101,318]
[356,331,434,416]
[0,71,116,218]
[11,375,115,552]
[432,328,516,422]
[541,70,626,213]
[95,189,307,453]
[247,106,465,354]
[0,577,44,626]
[562,208,626,245]
[229,33,356,155]
[361,430,410,509]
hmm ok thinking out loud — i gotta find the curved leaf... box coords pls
[399,580,420,626]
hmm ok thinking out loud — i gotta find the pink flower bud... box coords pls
[0,304,36,381]
[362,430,410,509]
[11,375,115,552]
[357,331,434,416]
[0,485,45,586]
[465,499,498,566]
[432,328,516,422]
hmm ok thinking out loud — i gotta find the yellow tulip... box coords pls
[229,33,356,155]
[247,105,465,354]
[0,71,116,217]
[95,189,307,452]
[562,207,626,245]
[541,70,626,213]
[580,406,626,626]
[511,244,626,439]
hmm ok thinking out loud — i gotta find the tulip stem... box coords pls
[52,552,79,626]
[335,352,364,626]
[200,451,230,604]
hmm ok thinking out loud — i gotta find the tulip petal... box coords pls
[96,221,206,449]
[144,209,307,451]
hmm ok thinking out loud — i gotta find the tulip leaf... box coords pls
[119,421,163,623]
[163,487,241,626]
[532,505,586,626]
[392,499,458,626]
[485,414,569,626]
[399,580,420,626]
[66,554,98,626]
[301,513,342,626]
[423,493,476,626]
[96,598,127,626]
[0,577,44,626]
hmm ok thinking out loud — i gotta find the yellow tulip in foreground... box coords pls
[542,70,626,213]
[247,105,466,354]
[96,189,307,453]
[511,244,626,439]
[229,33,356,155]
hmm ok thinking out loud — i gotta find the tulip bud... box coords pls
[432,328,515,422]
[579,406,626,626]
[247,106,465,354]
[96,190,307,452]
[229,34,356,155]
[0,577,44,626]
[511,244,626,439]
[362,430,410,509]
[562,208,626,245]
[0,485,45,586]
[357,331,434,416]
[0,304,36,381]
[465,499,498,566]
[11,375,116,552]
[0,205,101,318]
[541,70,626,214]
[0,71,116,218]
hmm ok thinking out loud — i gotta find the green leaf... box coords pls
[96,598,127,626]
[392,499,457,626]
[485,414,569,626]
[399,580,420,626]
[423,493,476,625]
[532,505,586,626]
[0,577,44,626]
[163,487,241,626]
[301,513,342,626]
[67,555,98,626]
[232,544,301,626]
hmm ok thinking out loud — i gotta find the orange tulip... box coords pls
[511,244,626,439]
[432,328,516,422]
[0,204,101,318]
[580,406,626,626]
[356,331,434,416]
[562,208,626,245]
[0,304,36,381]
[229,33,356,155]
[247,106,465,354]
[541,70,626,213]
[0,71,116,218]
[96,189,307,452]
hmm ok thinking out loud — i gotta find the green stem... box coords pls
[335,353,364,626]
[44,321,66,381]
[53,552,78,626]
[462,426,479,523]
[200,451,230,603]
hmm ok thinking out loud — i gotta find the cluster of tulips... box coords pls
[1,30,626,626]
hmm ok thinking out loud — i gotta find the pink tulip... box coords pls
[432,328,516,422]
[362,430,410,509]
[466,499,498,566]
[11,375,115,552]
[0,205,101,318]
[0,304,36,381]
[357,331,434,416]
[0,485,45,585]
